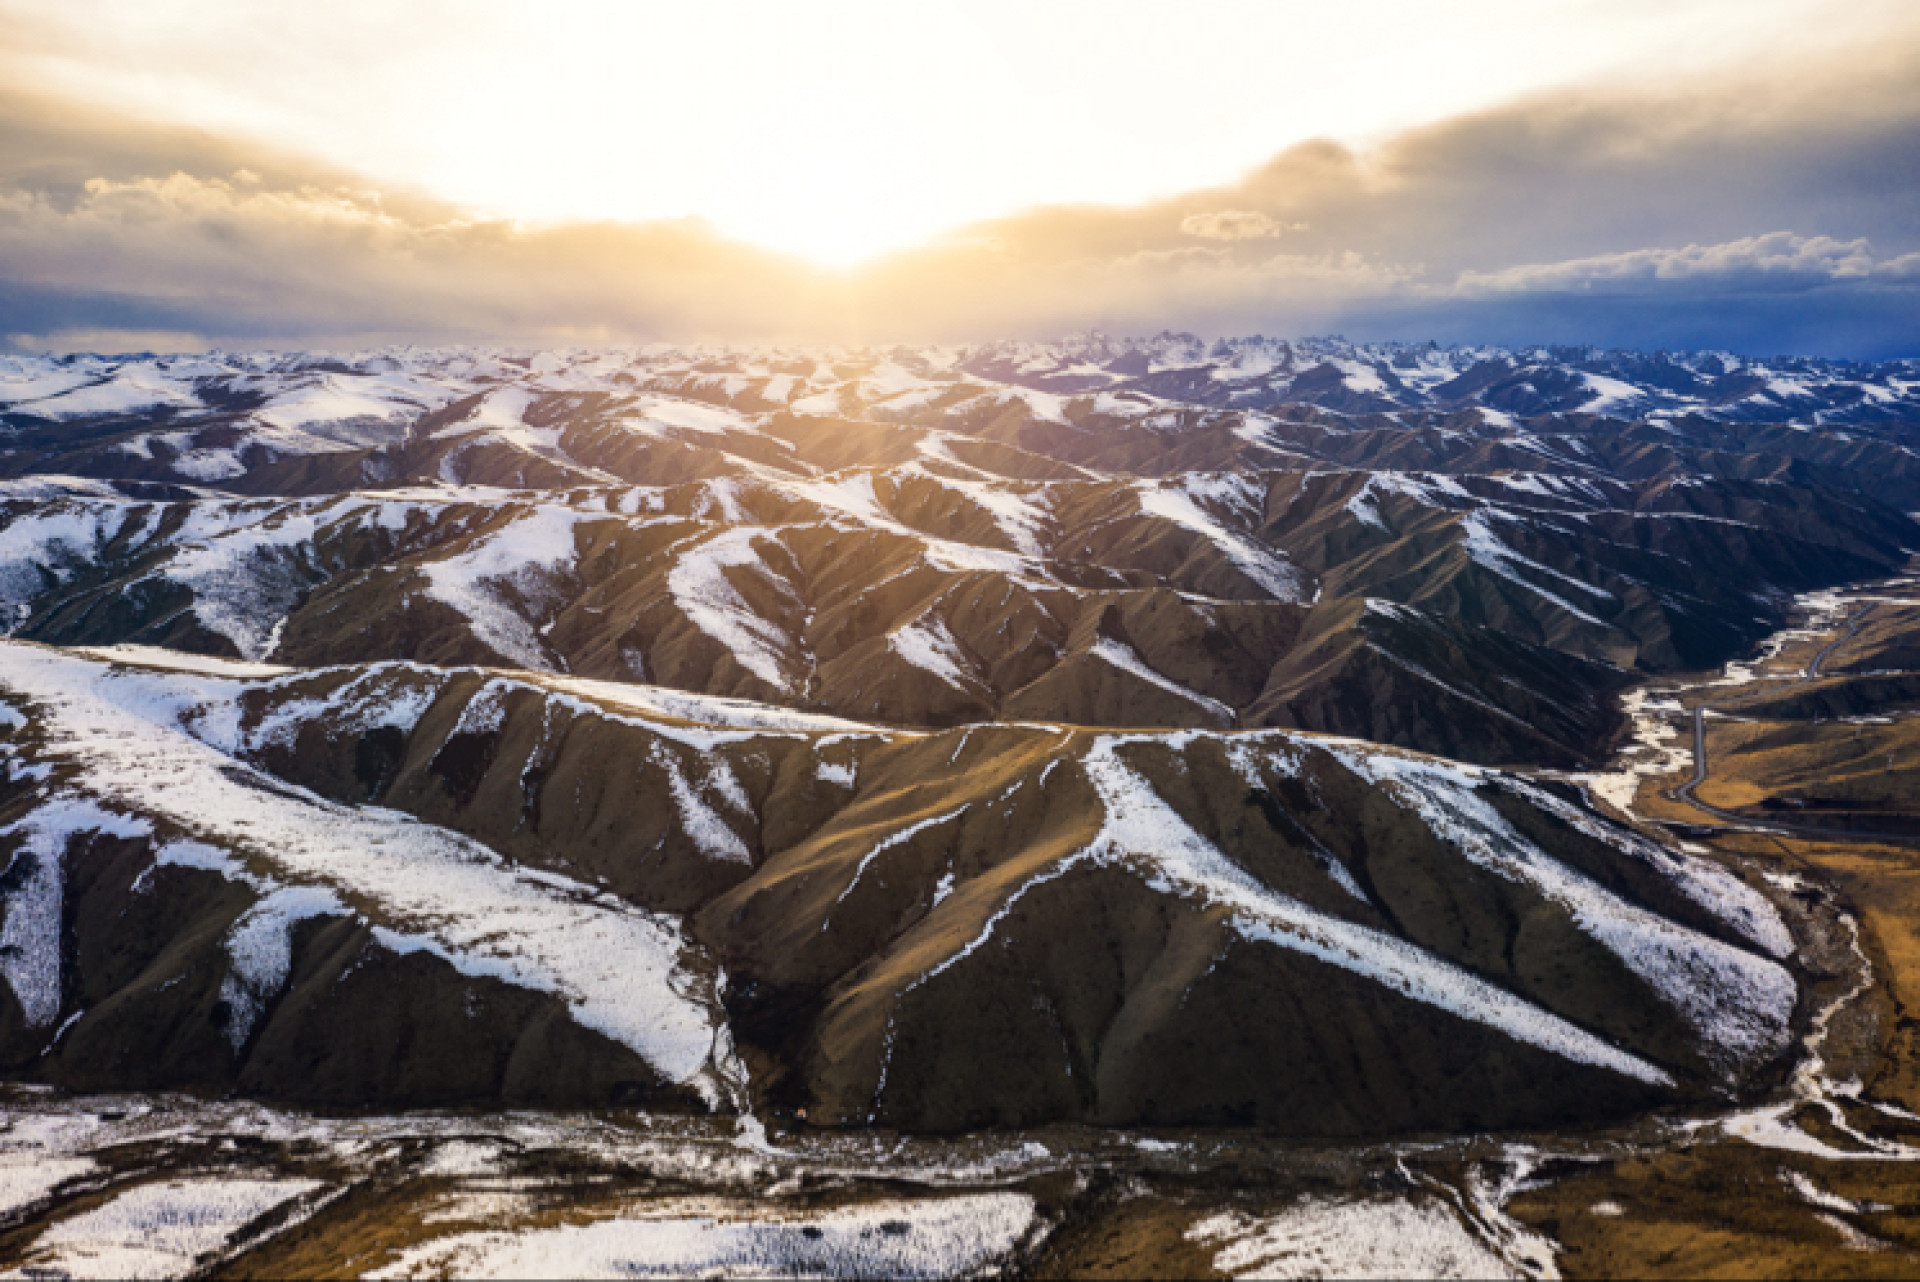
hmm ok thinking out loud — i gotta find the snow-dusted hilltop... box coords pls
[0,335,1905,1134]
[0,643,1795,1130]
[0,339,1914,768]
[0,463,1908,769]
[4,339,1917,449]
[957,334,1920,422]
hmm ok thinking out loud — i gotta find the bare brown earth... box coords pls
[8,462,1905,772]
[9,343,1920,1275]
[8,584,1910,1278]
[1,650,1771,1132]
[1506,830,1920,1279]
[1503,585,1920,1278]
[7,346,1918,774]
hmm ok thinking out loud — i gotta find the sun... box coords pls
[702,148,965,271]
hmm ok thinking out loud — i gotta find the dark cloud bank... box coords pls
[2,31,1918,357]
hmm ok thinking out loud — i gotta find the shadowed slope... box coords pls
[1,645,1802,1131]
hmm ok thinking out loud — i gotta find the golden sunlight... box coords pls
[2,0,1908,266]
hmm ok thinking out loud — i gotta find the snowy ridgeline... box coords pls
[2,341,1914,435]
[0,469,1323,693]
[0,454,1848,738]
[0,641,1799,1105]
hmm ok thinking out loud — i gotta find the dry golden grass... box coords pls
[1511,1146,1920,1280]
[1030,1197,1226,1280]
[1509,588,1920,1278]
[1699,718,1920,816]
[1506,820,1920,1277]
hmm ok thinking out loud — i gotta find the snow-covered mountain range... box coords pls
[0,336,1909,1137]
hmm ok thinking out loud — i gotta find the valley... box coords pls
[3,340,1920,1276]
[4,580,1910,1279]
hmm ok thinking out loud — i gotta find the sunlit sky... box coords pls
[2,0,1905,267]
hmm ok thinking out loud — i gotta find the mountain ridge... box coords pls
[0,336,1910,1139]
[0,642,1804,1132]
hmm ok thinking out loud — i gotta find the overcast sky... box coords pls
[2,0,1917,355]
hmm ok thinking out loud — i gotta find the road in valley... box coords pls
[1670,604,1920,846]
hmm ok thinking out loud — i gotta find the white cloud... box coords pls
[6,328,209,355]
[1455,232,1920,296]
[1180,210,1305,240]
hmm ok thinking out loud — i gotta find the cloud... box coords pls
[1179,210,1303,240]
[1,25,1918,356]
[5,327,208,355]
[0,150,843,344]
[1456,233,1920,296]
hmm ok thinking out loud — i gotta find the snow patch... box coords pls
[420,506,593,669]
[1,798,153,1026]
[889,616,975,689]
[11,1176,321,1279]
[218,886,348,1048]
[1332,746,1795,1071]
[0,645,743,1107]
[1075,736,1673,1085]
[1089,638,1233,723]
[369,1193,1036,1281]
[665,528,801,693]
[1186,1197,1519,1280]
[1136,477,1309,602]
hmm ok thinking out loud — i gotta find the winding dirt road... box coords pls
[1669,605,1920,846]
